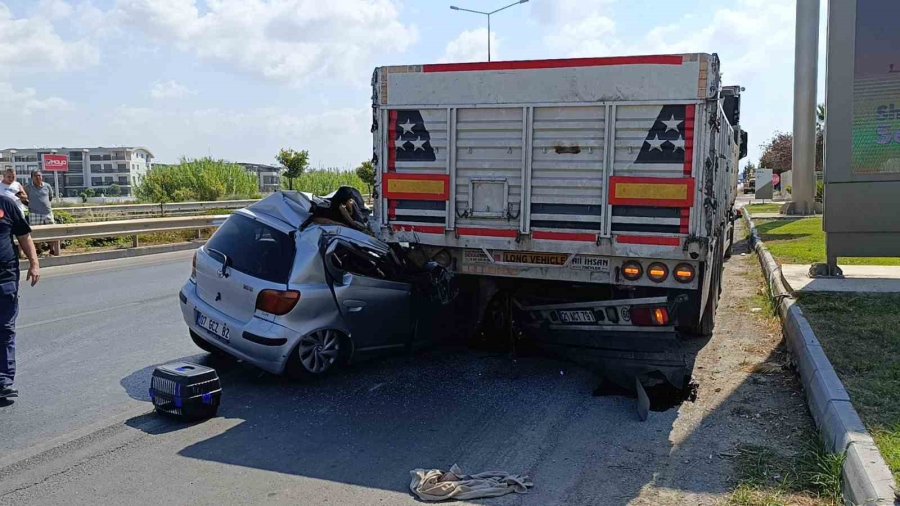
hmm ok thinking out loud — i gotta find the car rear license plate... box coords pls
[196,311,231,342]
[557,310,596,323]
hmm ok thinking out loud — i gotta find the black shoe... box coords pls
[0,386,18,398]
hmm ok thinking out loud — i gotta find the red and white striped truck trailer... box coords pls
[370,54,747,391]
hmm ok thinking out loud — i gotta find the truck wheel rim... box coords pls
[299,330,340,373]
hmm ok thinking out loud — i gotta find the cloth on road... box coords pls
[409,464,533,502]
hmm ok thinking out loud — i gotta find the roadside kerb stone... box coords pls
[743,210,897,506]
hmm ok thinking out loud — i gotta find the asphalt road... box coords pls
[0,223,817,505]
[0,250,202,456]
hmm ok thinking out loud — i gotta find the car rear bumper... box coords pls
[180,281,295,375]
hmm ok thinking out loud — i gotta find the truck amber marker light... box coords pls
[622,261,642,281]
[674,263,695,283]
[647,263,669,282]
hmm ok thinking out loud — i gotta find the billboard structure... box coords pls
[755,169,773,200]
[41,154,69,172]
[824,0,900,271]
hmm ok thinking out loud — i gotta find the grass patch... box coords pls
[755,218,900,266]
[728,439,844,506]
[63,229,208,254]
[798,293,900,487]
[747,203,784,215]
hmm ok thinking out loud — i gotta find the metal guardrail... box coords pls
[30,215,230,242]
[57,200,258,219]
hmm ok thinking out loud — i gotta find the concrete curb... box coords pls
[743,211,897,505]
[21,241,204,269]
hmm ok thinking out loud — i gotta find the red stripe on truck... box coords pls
[457,228,518,238]
[532,231,596,242]
[387,110,398,172]
[679,208,690,234]
[616,235,682,246]
[423,55,684,73]
[392,225,445,235]
[683,105,695,176]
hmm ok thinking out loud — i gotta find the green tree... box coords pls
[355,160,375,194]
[275,148,309,190]
[135,157,260,203]
[107,184,120,196]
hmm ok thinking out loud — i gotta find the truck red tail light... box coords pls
[674,263,695,283]
[647,262,669,283]
[630,307,670,326]
[622,261,642,281]
[256,289,301,315]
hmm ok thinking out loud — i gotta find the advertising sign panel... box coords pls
[41,154,69,172]
[824,0,900,264]
[851,1,900,175]
[755,169,773,200]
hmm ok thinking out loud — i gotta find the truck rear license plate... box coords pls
[557,310,596,323]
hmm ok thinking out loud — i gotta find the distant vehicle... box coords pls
[744,178,756,194]
[179,190,451,377]
[370,53,747,391]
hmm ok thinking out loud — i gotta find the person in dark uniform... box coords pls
[0,194,40,401]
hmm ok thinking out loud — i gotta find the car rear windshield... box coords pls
[205,214,295,284]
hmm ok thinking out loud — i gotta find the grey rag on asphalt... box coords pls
[409,464,533,501]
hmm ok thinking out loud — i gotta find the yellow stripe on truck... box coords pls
[614,183,688,201]
[387,179,446,195]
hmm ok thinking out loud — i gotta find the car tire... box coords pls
[286,329,349,379]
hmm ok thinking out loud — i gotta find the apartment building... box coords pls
[0,146,154,197]
[237,163,281,193]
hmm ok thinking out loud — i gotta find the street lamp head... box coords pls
[519,0,529,3]
[450,5,459,9]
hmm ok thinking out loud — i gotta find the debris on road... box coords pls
[409,464,532,502]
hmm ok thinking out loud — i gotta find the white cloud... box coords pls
[543,15,618,58]
[0,3,99,73]
[37,0,74,20]
[115,0,417,86]
[441,28,497,63]
[150,80,195,100]
[0,82,72,116]
[106,106,370,166]
[531,0,616,26]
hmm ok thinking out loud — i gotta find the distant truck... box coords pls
[370,54,747,390]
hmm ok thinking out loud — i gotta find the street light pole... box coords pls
[449,0,529,62]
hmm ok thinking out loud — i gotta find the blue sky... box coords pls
[0,0,825,168]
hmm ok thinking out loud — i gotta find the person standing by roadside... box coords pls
[0,169,28,217]
[0,193,40,402]
[25,171,59,256]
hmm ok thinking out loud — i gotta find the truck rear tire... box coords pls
[724,223,735,259]
[683,237,723,337]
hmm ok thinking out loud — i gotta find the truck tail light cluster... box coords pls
[621,261,696,284]
[630,307,670,326]
[673,263,695,283]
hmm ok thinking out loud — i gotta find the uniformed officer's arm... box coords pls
[11,208,39,286]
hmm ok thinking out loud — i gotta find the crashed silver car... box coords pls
[179,189,452,377]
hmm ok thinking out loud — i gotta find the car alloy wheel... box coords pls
[298,329,341,374]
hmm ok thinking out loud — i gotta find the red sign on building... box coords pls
[42,154,69,172]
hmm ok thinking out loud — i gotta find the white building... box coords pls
[0,146,154,197]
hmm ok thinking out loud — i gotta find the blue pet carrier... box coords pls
[150,362,221,421]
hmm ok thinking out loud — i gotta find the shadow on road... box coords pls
[119,352,238,402]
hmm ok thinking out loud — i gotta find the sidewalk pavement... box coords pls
[782,264,900,293]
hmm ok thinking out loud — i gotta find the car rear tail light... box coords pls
[674,263,696,283]
[191,251,197,280]
[256,289,301,315]
[647,262,669,283]
[622,261,642,281]
[630,307,670,326]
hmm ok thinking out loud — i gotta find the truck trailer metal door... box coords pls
[527,105,607,240]
[452,107,524,236]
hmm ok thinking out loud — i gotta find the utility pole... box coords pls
[784,0,820,215]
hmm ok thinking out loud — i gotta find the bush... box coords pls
[135,157,260,203]
[785,185,792,195]
[53,210,76,224]
[816,181,824,202]
[289,169,367,196]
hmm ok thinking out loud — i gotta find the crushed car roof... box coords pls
[244,191,317,228]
